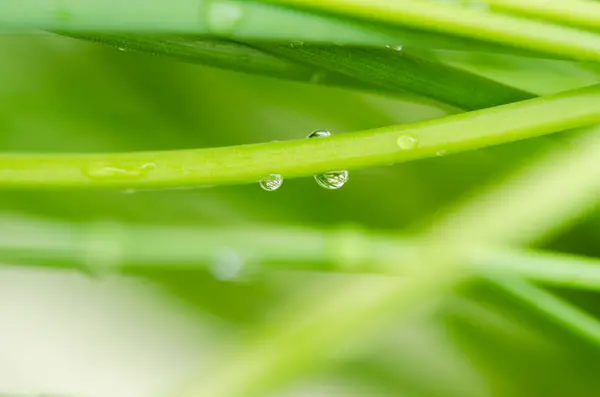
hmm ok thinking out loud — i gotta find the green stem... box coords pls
[4,216,600,291]
[492,275,600,348]
[265,0,600,61]
[1,84,599,189]
[482,0,600,32]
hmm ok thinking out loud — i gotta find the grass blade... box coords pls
[265,0,600,61]
[0,84,597,189]
[253,43,535,110]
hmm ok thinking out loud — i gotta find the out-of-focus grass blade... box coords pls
[265,0,600,61]
[0,0,550,57]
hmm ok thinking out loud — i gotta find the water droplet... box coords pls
[315,170,349,190]
[82,162,157,181]
[259,174,283,191]
[211,248,244,281]
[385,44,404,52]
[397,134,419,150]
[308,130,349,190]
[289,40,305,48]
[436,149,448,157]
[308,129,331,139]
[206,0,244,34]
[117,47,126,52]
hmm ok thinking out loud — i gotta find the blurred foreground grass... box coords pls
[2,2,600,396]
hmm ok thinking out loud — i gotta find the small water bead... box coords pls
[211,248,244,281]
[259,174,283,191]
[206,0,245,34]
[385,44,404,52]
[307,130,349,190]
[117,47,126,52]
[308,130,331,139]
[436,149,448,157]
[397,134,419,150]
[82,162,157,181]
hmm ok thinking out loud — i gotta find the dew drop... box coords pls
[117,47,126,51]
[436,149,448,157]
[206,0,244,34]
[308,129,331,139]
[259,174,283,191]
[82,162,157,181]
[211,248,244,281]
[385,44,404,52]
[308,130,349,190]
[289,40,305,48]
[315,170,349,190]
[397,134,419,150]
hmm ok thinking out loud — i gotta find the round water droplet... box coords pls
[315,170,349,190]
[308,129,331,139]
[82,162,157,181]
[117,47,126,52]
[211,248,244,281]
[436,149,448,157]
[397,134,419,150]
[206,0,244,34]
[259,174,283,191]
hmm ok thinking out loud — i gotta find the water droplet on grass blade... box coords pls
[436,149,448,157]
[315,170,349,190]
[397,134,419,150]
[308,130,349,190]
[206,0,244,34]
[259,174,283,191]
[82,162,157,181]
[211,248,244,281]
[308,130,331,139]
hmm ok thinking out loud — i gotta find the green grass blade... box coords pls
[56,33,450,106]
[0,84,597,189]
[253,43,535,110]
[492,275,600,348]
[4,216,600,291]
[0,0,548,57]
[265,0,600,61]
[482,0,600,32]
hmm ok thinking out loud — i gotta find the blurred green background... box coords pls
[2,33,600,397]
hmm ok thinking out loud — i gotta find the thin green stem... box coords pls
[492,275,600,348]
[482,0,600,32]
[3,216,600,291]
[265,0,600,61]
[1,84,599,189]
